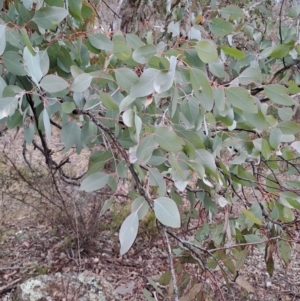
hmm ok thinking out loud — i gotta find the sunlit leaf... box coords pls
[220,46,245,59]
[131,197,149,220]
[154,197,180,228]
[270,44,291,58]
[113,41,132,61]
[0,97,18,119]
[119,212,139,255]
[196,40,218,63]
[23,46,43,85]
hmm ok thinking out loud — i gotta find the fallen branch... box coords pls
[0,277,22,294]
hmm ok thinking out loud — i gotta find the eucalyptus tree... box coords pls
[0,0,300,299]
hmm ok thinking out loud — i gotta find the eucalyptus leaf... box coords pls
[0,24,6,55]
[154,197,180,228]
[130,68,159,98]
[196,40,218,63]
[153,127,183,152]
[190,68,214,111]
[40,75,69,93]
[70,73,92,92]
[209,18,234,37]
[2,51,27,76]
[225,87,257,113]
[132,44,157,64]
[119,212,139,255]
[80,172,110,192]
[0,96,18,119]
[220,46,245,59]
[32,7,68,29]
[88,33,113,52]
[115,68,138,92]
[264,84,295,106]
[23,46,43,85]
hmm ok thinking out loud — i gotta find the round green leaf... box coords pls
[225,87,257,113]
[220,5,244,19]
[278,107,293,121]
[264,84,295,106]
[80,172,110,192]
[270,44,291,59]
[2,51,27,76]
[131,197,149,220]
[32,7,68,29]
[153,56,176,93]
[126,33,144,49]
[40,75,69,93]
[70,73,92,92]
[269,128,282,149]
[0,97,18,119]
[88,33,113,52]
[209,18,233,37]
[113,41,132,61]
[132,44,157,64]
[238,67,262,85]
[115,68,138,92]
[136,135,158,162]
[153,127,183,152]
[196,40,218,63]
[123,109,134,127]
[60,120,81,152]
[209,60,225,78]
[154,197,180,228]
[130,68,159,98]
[277,121,300,135]
[61,102,76,114]
[99,92,118,110]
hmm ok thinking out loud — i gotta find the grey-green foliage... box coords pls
[0,0,300,297]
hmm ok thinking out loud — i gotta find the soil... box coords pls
[0,128,300,301]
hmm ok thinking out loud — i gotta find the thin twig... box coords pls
[22,140,34,173]
[0,278,22,294]
[278,0,286,66]
[163,228,179,301]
